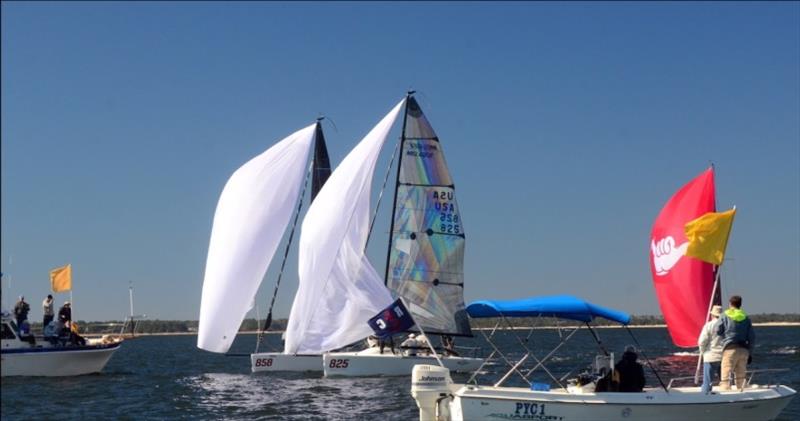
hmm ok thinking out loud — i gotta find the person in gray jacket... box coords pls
[698,305,724,393]
[716,295,755,391]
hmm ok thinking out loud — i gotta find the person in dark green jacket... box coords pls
[716,295,755,391]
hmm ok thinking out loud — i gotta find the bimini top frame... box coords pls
[465,295,668,391]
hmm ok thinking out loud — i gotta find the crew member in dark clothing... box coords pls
[58,301,72,324]
[614,345,646,392]
[14,296,30,330]
[58,301,72,337]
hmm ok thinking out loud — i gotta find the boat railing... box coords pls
[454,345,481,358]
[666,368,791,390]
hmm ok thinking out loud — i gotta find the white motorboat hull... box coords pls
[323,349,483,377]
[250,352,322,373]
[1,342,122,377]
[448,384,797,421]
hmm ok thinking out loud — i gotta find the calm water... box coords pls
[2,326,798,420]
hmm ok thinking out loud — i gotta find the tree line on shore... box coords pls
[22,313,800,335]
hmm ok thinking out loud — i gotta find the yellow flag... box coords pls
[684,208,737,265]
[50,264,72,292]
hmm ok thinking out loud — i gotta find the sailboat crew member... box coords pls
[698,305,724,394]
[716,295,755,391]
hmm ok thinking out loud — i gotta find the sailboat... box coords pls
[408,167,796,420]
[283,93,482,377]
[197,120,331,373]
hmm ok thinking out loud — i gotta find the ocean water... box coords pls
[2,326,798,420]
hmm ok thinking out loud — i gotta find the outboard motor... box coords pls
[411,364,452,421]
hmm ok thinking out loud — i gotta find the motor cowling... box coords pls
[411,364,452,421]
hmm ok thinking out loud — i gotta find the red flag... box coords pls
[650,168,716,347]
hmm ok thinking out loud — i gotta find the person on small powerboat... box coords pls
[614,345,646,392]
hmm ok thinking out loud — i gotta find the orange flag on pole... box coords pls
[50,264,72,292]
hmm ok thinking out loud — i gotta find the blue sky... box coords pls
[2,2,798,321]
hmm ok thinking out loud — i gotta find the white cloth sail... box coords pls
[284,99,405,354]
[198,124,317,353]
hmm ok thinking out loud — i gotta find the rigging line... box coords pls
[365,138,401,250]
[383,93,412,286]
[625,326,669,393]
[254,299,262,353]
[261,159,314,336]
[319,114,338,133]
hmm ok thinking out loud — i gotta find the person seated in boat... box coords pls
[441,335,459,356]
[594,366,618,392]
[69,321,86,346]
[43,320,60,345]
[18,320,36,345]
[367,335,379,348]
[401,333,419,356]
[415,334,431,355]
[613,345,645,392]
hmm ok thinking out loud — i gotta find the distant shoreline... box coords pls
[112,322,800,337]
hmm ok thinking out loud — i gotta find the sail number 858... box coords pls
[254,358,273,367]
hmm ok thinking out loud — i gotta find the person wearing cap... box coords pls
[58,301,72,325]
[613,345,646,392]
[716,295,755,391]
[13,296,30,331]
[42,294,55,329]
[698,304,724,393]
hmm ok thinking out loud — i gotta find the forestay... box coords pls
[386,96,472,336]
[284,99,406,354]
[198,124,317,353]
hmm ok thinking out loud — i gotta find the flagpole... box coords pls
[694,271,720,384]
[692,205,736,385]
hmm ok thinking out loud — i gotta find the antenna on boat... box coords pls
[129,281,134,320]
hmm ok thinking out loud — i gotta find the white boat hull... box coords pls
[1,343,122,377]
[323,349,483,377]
[250,352,322,373]
[448,384,797,421]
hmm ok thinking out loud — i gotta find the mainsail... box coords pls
[198,124,317,353]
[385,96,472,337]
[650,167,716,348]
[284,99,406,354]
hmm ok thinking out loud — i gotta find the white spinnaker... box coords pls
[285,99,405,354]
[198,124,317,353]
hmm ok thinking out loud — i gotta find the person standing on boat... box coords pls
[613,345,646,392]
[58,301,72,327]
[13,296,30,330]
[716,295,755,391]
[42,294,55,328]
[698,305,724,394]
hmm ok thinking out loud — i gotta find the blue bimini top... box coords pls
[465,295,631,325]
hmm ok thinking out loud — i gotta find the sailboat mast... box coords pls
[383,92,413,286]
[261,121,324,333]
